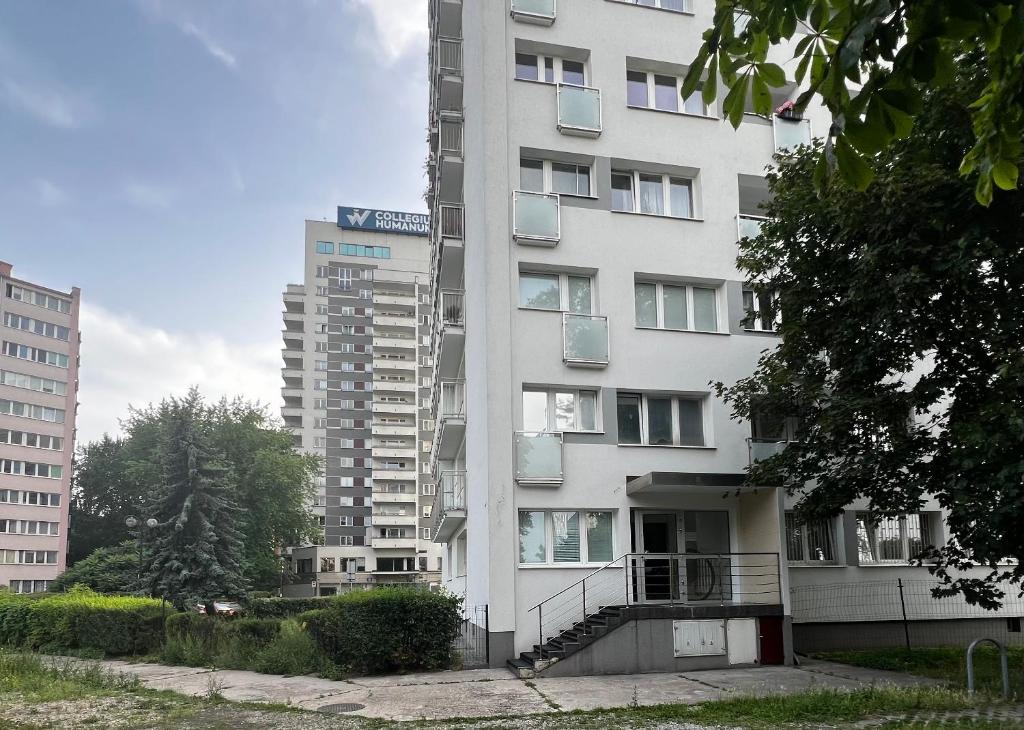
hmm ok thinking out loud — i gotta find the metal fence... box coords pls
[453,604,489,669]
[792,579,1024,652]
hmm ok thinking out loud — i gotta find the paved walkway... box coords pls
[51,656,942,722]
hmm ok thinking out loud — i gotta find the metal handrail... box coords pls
[527,554,626,612]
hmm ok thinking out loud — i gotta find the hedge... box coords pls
[246,596,336,619]
[0,587,164,656]
[301,588,462,674]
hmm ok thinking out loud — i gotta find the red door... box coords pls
[759,616,785,665]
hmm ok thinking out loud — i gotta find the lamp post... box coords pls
[125,515,164,619]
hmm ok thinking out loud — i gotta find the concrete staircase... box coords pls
[506,605,627,677]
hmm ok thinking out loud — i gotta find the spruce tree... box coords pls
[140,391,248,608]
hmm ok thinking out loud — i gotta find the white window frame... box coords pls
[517,510,615,567]
[522,387,602,433]
[421,483,436,496]
[626,68,711,117]
[633,281,721,333]
[518,271,594,313]
[742,288,781,332]
[610,0,692,12]
[519,158,593,197]
[616,392,708,447]
[514,53,588,86]
[784,511,840,565]
[611,169,697,219]
[420,527,432,540]
[422,505,433,518]
[856,512,937,565]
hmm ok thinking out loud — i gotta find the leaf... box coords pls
[844,119,887,155]
[813,147,830,193]
[702,55,719,107]
[682,47,709,98]
[751,72,772,116]
[992,160,1019,190]
[723,73,750,128]
[834,136,875,190]
[758,62,787,87]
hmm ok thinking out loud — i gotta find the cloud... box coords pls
[122,180,174,210]
[35,178,68,207]
[179,21,238,69]
[349,0,427,63]
[0,75,93,130]
[76,304,282,443]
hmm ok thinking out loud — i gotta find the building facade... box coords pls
[0,261,81,594]
[425,0,836,673]
[281,210,441,596]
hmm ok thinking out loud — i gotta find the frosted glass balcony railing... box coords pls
[773,116,811,153]
[737,214,767,240]
[510,0,556,24]
[515,431,563,485]
[748,438,788,465]
[557,84,602,137]
[513,191,560,244]
[563,313,609,367]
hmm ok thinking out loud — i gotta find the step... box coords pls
[506,657,534,679]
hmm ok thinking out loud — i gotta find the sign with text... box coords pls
[337,206,429,236]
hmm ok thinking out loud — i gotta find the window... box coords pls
[320,557,336,572]
[10,579,51,594]
[0,460,62,479]
[613,0,689,10]
[0,519,59,535]
[0,399,65,423]
[4,313,71,341]
[626,68,710,116]
[421,483,436,496]
[316,241,335,254]
[742,288,780,332]
[616,392,706,446]
[0,430,63,451]
[522,387,600,432]
[785,512,838,564]
[518,271,593,313]
[515,53,586,85]
[422,505,433,518]
[2,341,69,368]
[611,170,694,218]
[6,285,71,313]
[519,158,592,197]
[0,550,58,565]
[0,489,60,507]
[0,370,67,396]
[340,243,391,259]
[856,513,936,564]
[518,510,614,565]
[634,282,719,332]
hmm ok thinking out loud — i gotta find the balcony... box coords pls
[748,438,788,466]
[510,0,556,25]
[374,469,417,482]
[433,379,466,464]
[372,446,414,459]
[372,537,418,550]
[373,379,417,394]
[373,423,417,437]
[557,84,602,137]
[373,313,415,329]
[430,0,462,37]
[737,214,767,241]
[433,470,467,543]
[514,431,563,486]
[432,37,464,118]
[373,358,415,372]
[435,114,464,203]
[773,115,811,153]
[374,293,416,309]
[372,401,417,415]
[513,191,560,245]
[372,513,418,527]
[373,335,417,351]
[434,204,465,290]
[371,490,417,504]
[435,289,466,378]
[563,313,609,367]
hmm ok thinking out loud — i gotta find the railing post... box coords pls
[898,578,911,651]
[538,605,544,660]
[582,578,587,626]
[484,605,490,667]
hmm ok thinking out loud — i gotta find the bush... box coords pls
[0,587,164,656]
[302,588,462,674]
[247,596,336,619]
[162,613,282,669]
[251,619,320,676]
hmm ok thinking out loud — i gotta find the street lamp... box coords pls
[126,515,166,619]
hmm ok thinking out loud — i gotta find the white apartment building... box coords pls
[281,209,441,596]
[0,261,81,594]
[426,1,1009,676]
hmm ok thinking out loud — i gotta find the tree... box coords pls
[717,59,1024,607]
[140,391,248,608]
[49,543,139,594]
[684,1,1024,203]
[69,391,319,590]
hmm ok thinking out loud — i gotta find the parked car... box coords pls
[195,600,244,616]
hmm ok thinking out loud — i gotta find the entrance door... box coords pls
[631,510,732,604]
[681,511,732,602]
[633,513,680,602]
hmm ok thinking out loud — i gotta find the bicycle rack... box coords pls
[966,638,1010,698]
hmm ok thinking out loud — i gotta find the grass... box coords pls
[814,646,1024,696]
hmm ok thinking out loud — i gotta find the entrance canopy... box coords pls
[625,471,747,496]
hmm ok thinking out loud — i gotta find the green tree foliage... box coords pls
[717,60,1024,607]
[140,391,248,608]
[685,1,1024,203]
[49,543,139,594]
[70,391,319,591]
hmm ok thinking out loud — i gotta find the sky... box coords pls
[0,0,429,443]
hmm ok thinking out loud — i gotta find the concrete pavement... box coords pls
[47,656,941,722]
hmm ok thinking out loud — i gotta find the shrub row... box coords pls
[302,588,462,674]
[0,587,164,656]
[246,596,336,619]
[163,613,320,675]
